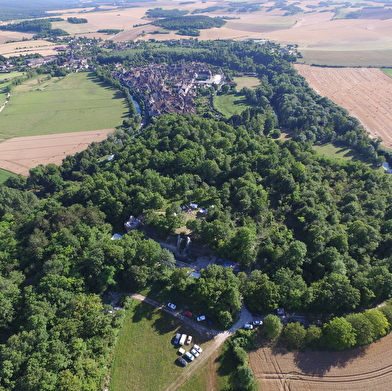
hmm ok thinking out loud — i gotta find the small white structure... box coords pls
[382,162,392,174]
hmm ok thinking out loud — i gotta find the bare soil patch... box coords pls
[250,332,392,391]
[0,129,112,176]
[295,64,392,148]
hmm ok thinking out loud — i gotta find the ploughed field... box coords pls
[0,130,110,176]
[251,332,392,391]
[295,64,392,148]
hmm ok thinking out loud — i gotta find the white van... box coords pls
[179,334,187,345]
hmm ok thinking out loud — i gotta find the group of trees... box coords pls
[67,17,88,24]
[9,111,392,318]
[146,8,189,18]
[262,299,392,351]
[0,18,68,38]
[152,15,227,30]
[3,36,392,389]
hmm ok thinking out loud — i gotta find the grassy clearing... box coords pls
[381,68,392,78]
[0,72,24,81]
[214,92,250,117]
[313,143,380,169]
[216,341,237,390]
[0,168,17,183]
[233,76,260,91]
[176,367,208,391]
[109,300,207,391]
[0,72,128,139]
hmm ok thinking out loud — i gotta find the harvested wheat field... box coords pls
[295,64,392,148]
[250,332,392,391]
[0,129,111,176]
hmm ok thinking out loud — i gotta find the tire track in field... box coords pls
[259,362,392,384]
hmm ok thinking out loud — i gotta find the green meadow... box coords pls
[214,92,250,118]
[0,168,17,183]
[0,72,128,139]
[109,300,207,391]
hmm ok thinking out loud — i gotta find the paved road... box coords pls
[129,293,254,391]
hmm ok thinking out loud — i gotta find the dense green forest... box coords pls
[146,8,189,18]
[67,17,88,24]
[152,15,227,30]
[0,18,68,38]
[2,39,392,388]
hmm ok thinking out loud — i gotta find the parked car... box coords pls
[197,315,206,322]
[186,335,193,345]
[193,344,203,353]
[177,356,188,367]
[167,302,176,310]
[173,333,181,344]
[252,320,263,326]
[184,352,195,362]
[184,311,193,317]
[244,323,254,330]
[277,308,285,315]
[178,347,185,355]
[179,334,187,345]
[190,347,200,358]
[252,313,262,318]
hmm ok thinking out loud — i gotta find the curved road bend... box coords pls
[128,293,254,391]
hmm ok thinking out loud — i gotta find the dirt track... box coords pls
[251,332,392,391]
[0,129,112,176]
[129,293,254,391]
[295,65,392,148]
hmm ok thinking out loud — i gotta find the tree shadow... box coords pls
[131,301,156,323]
[112,90,125,100]
[270,344,369,377]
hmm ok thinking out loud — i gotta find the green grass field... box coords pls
[214,92,250,117]
[0,168,17,183]
[109,300,207,391]
[0,72,24,81]
[313,143,381,169]
[233,76,260,91]
[0,72,128,139]
[382,68,392,78]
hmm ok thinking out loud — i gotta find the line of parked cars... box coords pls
[176,344,203,367]
[243,320,263,330]
[167,303,212,325]
[173,332,203,366]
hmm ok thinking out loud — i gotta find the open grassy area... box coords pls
[176,367,208,391]
[0,168,17,183]
[0,72,24,81]
[313,143,381,169]
[233,76,260,91]
[214,92,250,118]
[0,72,128,139]
[109,300,206,391]
[381,68,392,78]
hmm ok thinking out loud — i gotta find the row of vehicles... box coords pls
[176,344,203,367]
[243,320,263,330]
[167,303,209,323]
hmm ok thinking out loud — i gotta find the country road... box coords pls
[128,293,254,391]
